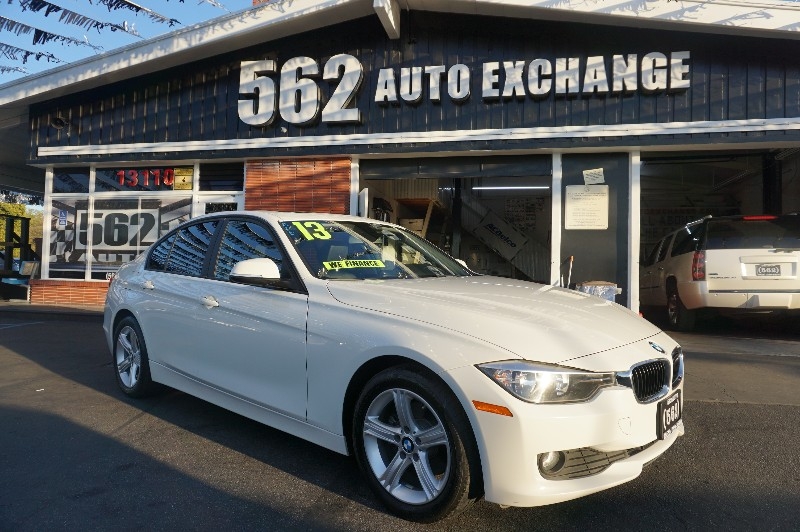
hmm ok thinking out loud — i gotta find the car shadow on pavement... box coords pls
[0,406,326,531]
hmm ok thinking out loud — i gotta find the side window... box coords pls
[146,233,177,271]
[672,224,704,256]
[213,219,288,282]
[644,239,663,266]
[656,235,672,263]
[162,220,219,277]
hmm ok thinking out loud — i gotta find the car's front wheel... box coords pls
[113,316,156,397]
[352,366,479,522]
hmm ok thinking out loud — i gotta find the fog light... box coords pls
[538,451,566,475]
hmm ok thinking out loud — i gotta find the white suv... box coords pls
[640,214,800,331]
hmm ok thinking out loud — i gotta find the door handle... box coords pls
[202,295,219,308]
[142,280,154,290]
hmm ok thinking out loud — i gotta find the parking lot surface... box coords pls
[1,306,799,531]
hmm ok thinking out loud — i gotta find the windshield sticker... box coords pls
[323,259,386,270]
[292,221,332,241]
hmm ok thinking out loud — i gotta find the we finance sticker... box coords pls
[323,259,386,270]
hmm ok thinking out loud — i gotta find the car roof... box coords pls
[192,210,394,225]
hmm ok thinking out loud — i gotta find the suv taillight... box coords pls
[692,251,705,281]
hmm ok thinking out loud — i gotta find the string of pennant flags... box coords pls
[20,0,146,38]
[0,0,228,75]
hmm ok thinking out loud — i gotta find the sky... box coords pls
[1,0,254,83]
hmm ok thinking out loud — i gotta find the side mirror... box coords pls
[230,257,282,287]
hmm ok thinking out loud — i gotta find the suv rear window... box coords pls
[706,217,800,250]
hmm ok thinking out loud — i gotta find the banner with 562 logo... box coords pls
[76,209,160,251]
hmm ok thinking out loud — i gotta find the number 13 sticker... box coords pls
[292,221,332,240]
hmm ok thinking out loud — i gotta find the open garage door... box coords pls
[640,148,800,260]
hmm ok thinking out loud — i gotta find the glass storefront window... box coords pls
[46,165,242,281]
[88,198,191,279]
[199,163,244,191]
[49,198,87,279]
[47,196,193,280]
[52,168,90,193]
[95,166,195,192]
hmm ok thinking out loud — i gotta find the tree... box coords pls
[1,202,35,259]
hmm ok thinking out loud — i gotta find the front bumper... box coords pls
[445,365,684,508]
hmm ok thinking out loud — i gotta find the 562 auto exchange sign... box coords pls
[238,51,691,127]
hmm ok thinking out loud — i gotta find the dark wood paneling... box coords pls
[28,13,800,164]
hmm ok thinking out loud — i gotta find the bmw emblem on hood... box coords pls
[649,341,666,354]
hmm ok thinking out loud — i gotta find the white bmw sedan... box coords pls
[103,211,684,522]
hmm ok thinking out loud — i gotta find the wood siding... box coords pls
[29,12,800,164]
[245,158,351,214]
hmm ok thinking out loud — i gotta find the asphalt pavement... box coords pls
[1,304,798,531]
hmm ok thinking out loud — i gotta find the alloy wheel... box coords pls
[362,388,452,505]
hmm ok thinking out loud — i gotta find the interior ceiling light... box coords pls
[472,186,550,190]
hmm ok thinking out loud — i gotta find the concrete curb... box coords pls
[0,301,104,320]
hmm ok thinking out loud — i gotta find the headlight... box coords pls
[477,361,616,404]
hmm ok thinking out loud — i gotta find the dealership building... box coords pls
[1,0,799,307]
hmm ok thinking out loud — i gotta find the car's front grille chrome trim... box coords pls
[616,359,671,403]
[671,347,684,388]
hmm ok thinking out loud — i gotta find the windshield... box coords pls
[280,220,473,280]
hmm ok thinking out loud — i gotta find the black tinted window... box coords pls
[644,239,663,266]
[706,217,800,249]
[199,163,244,191]
[213,220,286,281]
[671,224,704,256]
[162,221,219,277]
[146,233,177,271]
[656,236,671,262]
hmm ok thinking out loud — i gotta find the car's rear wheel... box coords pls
[113,316,156,397]
[352,366,479,522]
[667,286,696,332]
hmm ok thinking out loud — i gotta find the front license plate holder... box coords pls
[657,389,682,440]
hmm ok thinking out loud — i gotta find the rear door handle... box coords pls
[202,295,219,308]
[142,280,154,290]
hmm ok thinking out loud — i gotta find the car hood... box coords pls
[326,276,662,365]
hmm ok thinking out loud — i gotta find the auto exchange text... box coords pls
[238,51,691,127]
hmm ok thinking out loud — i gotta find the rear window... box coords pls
[706,217,800,250]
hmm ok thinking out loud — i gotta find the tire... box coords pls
[113,316,156,397]
[667,286,696,332]
[352,366,479,523]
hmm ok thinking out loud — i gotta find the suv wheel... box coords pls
[667,287,696,332]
